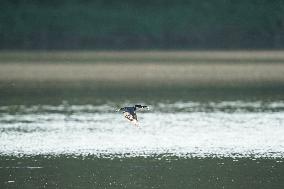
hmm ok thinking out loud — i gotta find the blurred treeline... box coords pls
[0,0,284,50]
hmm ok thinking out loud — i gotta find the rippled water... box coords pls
[1,101,284,158]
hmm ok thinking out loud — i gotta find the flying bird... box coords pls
[117,105,149,125]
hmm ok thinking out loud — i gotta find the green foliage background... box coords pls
[0,0,284,49]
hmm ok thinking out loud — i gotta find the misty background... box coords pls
[1,0,284,50]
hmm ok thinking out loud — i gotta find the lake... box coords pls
[0,51,284,188]
[1,92,284,188]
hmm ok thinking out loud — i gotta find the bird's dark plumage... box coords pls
[118,105,148,125]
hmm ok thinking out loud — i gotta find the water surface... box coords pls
[1,97,284,188]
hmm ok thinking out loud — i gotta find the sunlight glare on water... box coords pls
[0,101,284,158]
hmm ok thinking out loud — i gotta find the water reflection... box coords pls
[1,90,284,188]
[0,101,283,158]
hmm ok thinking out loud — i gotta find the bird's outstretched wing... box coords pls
[135,105,149,111]
[135,105,147,108]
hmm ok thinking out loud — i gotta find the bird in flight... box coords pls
[117,105,149,126]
